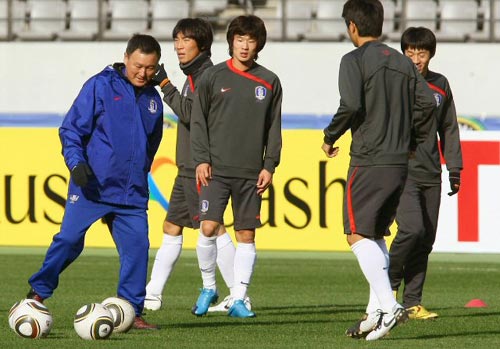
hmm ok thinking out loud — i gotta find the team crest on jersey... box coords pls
[433,92,442,107]
[69,194,79,204]
[201,200,209,213]
[148,99,158,114]
[255,86,267,101]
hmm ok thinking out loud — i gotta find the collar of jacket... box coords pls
[180,51,210,76]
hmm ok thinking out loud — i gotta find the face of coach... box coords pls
[123,49,159,88]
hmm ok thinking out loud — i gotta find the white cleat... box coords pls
[365,305,409,341]
[346,310,382,339]
[207,295,252,312]
[144,294,162,311]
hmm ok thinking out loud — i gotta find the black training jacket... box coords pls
[161,52,213,178]
[409,70,463,183]
[324,41,435,167]
[191,59,282,179]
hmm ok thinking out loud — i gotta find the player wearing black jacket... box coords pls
[145,18,244,313]
[322,0,435,341]
[190,15,282,318]
[389,26,463,320]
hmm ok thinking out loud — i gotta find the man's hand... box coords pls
[322,143,339,158]
[196,163,212,187]
[152,63,169,87]
[257,169,273,196]
[71,163,93,187]
[448,172,461,196]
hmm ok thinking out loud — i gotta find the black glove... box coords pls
[448,172,460,196]
[151,63,169,87]
[71,163,93,187]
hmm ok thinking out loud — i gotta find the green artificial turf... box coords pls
[1,247,500,348]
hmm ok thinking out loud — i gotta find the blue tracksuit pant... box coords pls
[29,188,149,316]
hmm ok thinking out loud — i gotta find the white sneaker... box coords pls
[345,310,381,338]
[360,310,381,332]
[207,295,252,312]
[144,294,162,311]
[365,305,409,341]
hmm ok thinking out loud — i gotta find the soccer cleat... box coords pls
[228,299,256,318]
[133,316,159,330]
[208,295,252,312]
[26,288,44,304]
[191,288,218,316]
[406,305,438,320]
[345,311,381,339]
[144,294,162,311]
[365,305,409,341]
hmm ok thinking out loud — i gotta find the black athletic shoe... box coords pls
[26,288,44,303]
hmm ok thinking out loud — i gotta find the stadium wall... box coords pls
[1,42,499,252]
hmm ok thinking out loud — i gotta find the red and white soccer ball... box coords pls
[8,299,53,339]
[101,297,135,333]
[74,303,114,340]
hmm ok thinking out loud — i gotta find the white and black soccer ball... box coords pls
[8,299,53,339]
[101,297,135,333]
[74,303,114,340]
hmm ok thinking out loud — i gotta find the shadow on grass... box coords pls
[165,317,336,330]
[445,310,500,318]
[259,303,366,316]
[161,303,370,330]
[391,329,500,341]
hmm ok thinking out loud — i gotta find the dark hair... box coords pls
[342,0,383,38]
[401,27,436,58]
[226,15,267,60]
[126,33,161,58]
[172,18,214,56]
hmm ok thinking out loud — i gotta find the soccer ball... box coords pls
[101,297,135,333]
[74,303,114,340]
[8,299,53,339]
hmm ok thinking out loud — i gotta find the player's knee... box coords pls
[235,229,255,243]
[163,220,182,236]
[200,221,219,237]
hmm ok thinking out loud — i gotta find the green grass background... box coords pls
[1,247,500,348]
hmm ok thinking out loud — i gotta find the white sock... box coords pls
[366,286,381,314]
[375,238,390,268]
[232,242,256,300]
[196,232,217,290]
[146,234,183,296]
[351,238,397,313]
[216,232,236,292]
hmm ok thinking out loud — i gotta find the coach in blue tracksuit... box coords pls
[27,34,164,330]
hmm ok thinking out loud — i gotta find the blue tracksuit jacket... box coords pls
[59,64,164,208]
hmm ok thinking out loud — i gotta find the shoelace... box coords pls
[373,310,388,330]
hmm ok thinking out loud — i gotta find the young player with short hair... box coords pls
[26,34,164,330]
[190,15,282,318]
[389,26,463,320]
[321,0,435,340]
[145,17,250,313]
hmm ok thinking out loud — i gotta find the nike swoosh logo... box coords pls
[383,318,395,327]
[240,281,250,286]
[221,87,231,93]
